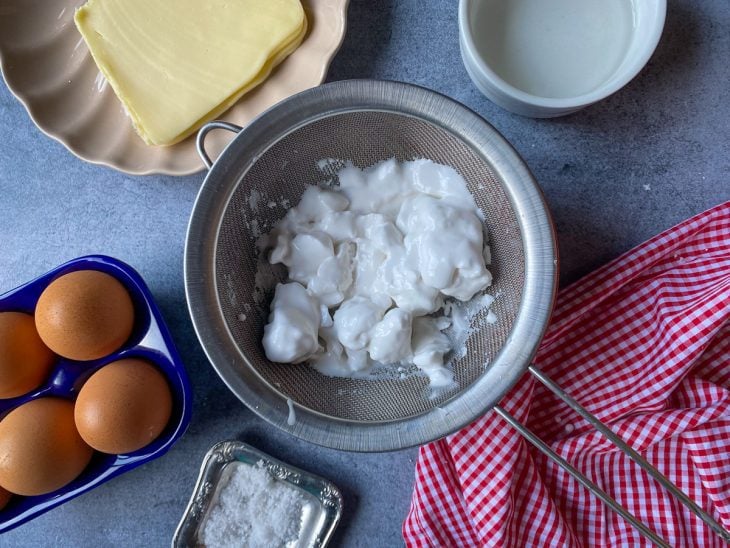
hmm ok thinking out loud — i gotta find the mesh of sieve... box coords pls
[214,110,524,422]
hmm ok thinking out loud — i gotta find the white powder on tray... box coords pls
[199,461,306,548]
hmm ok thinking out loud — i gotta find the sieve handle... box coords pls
[196,121,243,170]
[494,364,730,547]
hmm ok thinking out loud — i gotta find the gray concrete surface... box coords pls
[0,0,728,546]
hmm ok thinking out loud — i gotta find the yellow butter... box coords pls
[75,0,306,146]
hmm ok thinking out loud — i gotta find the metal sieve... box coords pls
[186,80,556,451]
[186,81,730,545]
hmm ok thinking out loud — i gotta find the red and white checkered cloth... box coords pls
[403,201,730,547]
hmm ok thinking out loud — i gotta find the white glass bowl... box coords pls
[459,0,667,117]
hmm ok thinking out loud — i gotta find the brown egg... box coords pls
[74,359,172,454]
[35,270,135,361]
[0,486,11,510]
[0,312,55,398]
[0,398,93,496]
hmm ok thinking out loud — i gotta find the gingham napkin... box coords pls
[403,202,730,547]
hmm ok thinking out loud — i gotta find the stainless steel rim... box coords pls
[184,79,558,452]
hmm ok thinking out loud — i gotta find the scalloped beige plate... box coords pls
[0,0,348,176]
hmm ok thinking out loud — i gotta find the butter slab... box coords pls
[75,0,306,146]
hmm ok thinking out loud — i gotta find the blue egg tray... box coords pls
[0,255,193,533]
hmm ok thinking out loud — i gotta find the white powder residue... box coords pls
[249,218,262,239]
[225,274,238,307]
[242,190,277,244]
[247,189,263,211]
[199,462,306,548]
[316,158,345,173]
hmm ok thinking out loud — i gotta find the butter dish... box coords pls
[0,0,349,174]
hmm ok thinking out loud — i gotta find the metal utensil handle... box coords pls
[496,365,730,547]
[528,365,730,542]
[196,121,243,170]
[494,405,670,548]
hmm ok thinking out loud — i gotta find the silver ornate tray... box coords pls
[172,440,343,547]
